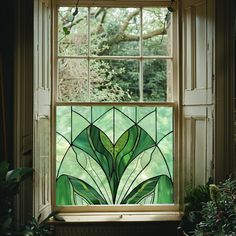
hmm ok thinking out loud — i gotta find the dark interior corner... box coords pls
[0,1,15,166]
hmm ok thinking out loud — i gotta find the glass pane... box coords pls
[57,58,88,101]
[143,8,172,56]
[143,59,172,102]
[56,106,174,206]
[89,59,139,102]
[90,8,140,56]
[58,7,88,56]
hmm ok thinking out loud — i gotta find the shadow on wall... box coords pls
[0,1,15,165]
[53,221,180,236]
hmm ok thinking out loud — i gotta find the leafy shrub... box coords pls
[179,180,212,235]
[0,161,32,235]
[194,178,236,236]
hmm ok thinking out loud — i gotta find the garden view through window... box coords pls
[55,6,175,206]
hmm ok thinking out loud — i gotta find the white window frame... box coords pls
[51,0,180,221]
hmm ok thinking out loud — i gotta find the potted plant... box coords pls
[0,161,58,236]
[178,179,212,235]
[194,178,236,236]
[0,161,33,235]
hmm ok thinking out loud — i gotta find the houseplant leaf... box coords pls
[6,167,33,182]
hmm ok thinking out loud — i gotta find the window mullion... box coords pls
[57,55,173,60]
[139,7,143,102]
[88,7,91,101]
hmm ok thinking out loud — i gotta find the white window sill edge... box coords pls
[52,211,183,223]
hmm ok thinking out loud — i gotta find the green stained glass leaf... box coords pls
[69,176,107,205]
[56,175,74,205]
[121,176,161,204]
[115,126,138,178]
[130,126,156,160]
[115,125,155,180]
[72,125,113,179]
[156,175,173,203]
[110,172,118,202]
[100,130,113,157]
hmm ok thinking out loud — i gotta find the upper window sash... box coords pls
[56,0,175,8]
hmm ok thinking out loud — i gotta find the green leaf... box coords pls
[6,167,33,182]
[69,176,107,205]
[63,27,70,35]
[22,229,34,236]
[56,175,74,205]
[121,176,160,204]
[156,175,173,203]
[0,161,9,182]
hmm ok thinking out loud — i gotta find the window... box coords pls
[54,1,178,211]
[16,0,222,223]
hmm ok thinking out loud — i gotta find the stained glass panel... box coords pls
[56,106,173,206]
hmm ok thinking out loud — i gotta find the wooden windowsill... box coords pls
[50,211,183,223]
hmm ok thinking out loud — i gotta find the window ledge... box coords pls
[52,211,183,223]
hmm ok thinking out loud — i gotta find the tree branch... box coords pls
[123,28,167,41]
[105,28,166,46]
[119,9,140,33]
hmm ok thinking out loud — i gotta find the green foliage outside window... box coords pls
[57,7,172,102]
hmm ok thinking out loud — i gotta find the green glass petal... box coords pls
[115,125,139,179]
[74,193,89,205]
[90,125,113,178]
[72,127,97,160]
[121,176,160,204]
[56,175,74,205]
[69,176,107,205]
[72,146,113,203]
[156,175,173,203]
[100,131,113,157]
[73,125,113,179]
[130,126,155,162]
